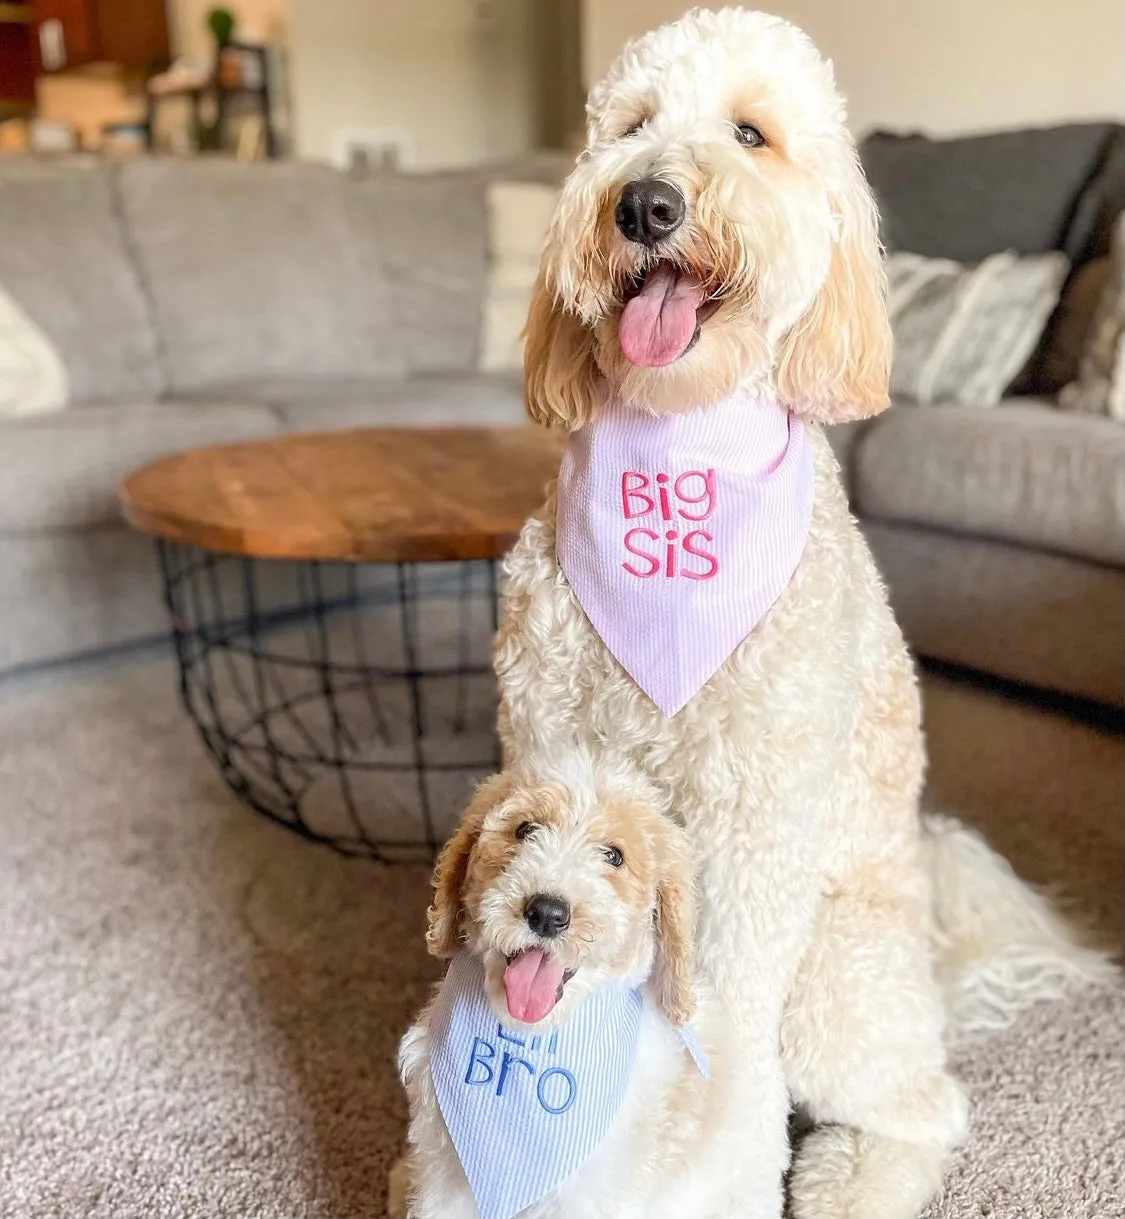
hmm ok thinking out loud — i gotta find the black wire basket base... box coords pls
[158,540,503,863]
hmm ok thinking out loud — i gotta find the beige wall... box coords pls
[583,0,1125,137]
[287,0,535,169]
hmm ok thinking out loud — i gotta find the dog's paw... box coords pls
[387,1156,413,1219]
[788,1127,947,1219]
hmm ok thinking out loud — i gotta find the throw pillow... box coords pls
[1011,257,1110,395]
[0,283,68,418]
[888,250,1069,407]
[1059,213,1125,422]
[479,181,558,373]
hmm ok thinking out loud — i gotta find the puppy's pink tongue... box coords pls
[619,264,705,367]
[503,948,565,1024]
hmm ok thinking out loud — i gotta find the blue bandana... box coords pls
[428,952,708,1219]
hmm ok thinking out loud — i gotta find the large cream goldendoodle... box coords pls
[490,8,1110,1219]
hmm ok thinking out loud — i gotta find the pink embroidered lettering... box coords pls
[622,528,661,577]
[663,530,678,578]
[674,469,716,520]
[621,473,654,519]
[620,470,722,579]
[681,530,719,580]
[656,473,674,521]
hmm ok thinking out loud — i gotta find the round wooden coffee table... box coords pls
[120,427,564,862]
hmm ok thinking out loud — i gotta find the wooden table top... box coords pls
[119,427,566,562]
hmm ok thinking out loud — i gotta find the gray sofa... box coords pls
[0,132,1121,707]
[845,122,1125,708]
[0,156,544,674]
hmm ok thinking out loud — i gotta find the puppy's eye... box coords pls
[734,122,766,148]
[602,845,624,868]
[622,118,647,138]
[515,821,538,841]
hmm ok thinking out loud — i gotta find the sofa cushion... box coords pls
[1059,213,1125,422]
[0,159,163,404]
[824,421,869,499]
[861,124,1117,264]
[480,182,557,372]
[229,373,529,431]
[0,404,280,534]
[345,172,489,376]
[1066,126,1125,263]
[1014,257,1111,396]
[853,403,1125,567]
[888,250,1068,406]
[864,521,1125,708]
[117,161,405,393]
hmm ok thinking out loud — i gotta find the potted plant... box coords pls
[207,7,236,50]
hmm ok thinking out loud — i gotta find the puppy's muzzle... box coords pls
[523,894,571,939]
[615,178,685,247]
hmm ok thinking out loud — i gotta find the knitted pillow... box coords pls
[0,283,68,418]
[888,250,1069,407]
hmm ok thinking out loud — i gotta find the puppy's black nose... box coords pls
[524,894,571,939]
[615,178,686,246]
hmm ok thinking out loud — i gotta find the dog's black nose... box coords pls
[615,178,686,246]
[524,894,571,939]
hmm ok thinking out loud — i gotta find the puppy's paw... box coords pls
[788,1126,948,1219]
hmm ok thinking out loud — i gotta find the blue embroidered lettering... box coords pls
[497,1024,527,1047]
[496,1051,535,1097]
[537,1066,577,1115]
[465,1036,496,1086]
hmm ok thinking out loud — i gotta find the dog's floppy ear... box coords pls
[523,270,600,430]
[426,773,511,959]
[652,822,697,1028]
[775,150,892,424]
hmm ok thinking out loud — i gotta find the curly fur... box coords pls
[525,7,891,425]
[490,9,1113,1219]
[400,760,780,1219]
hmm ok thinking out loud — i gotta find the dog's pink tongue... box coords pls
[619,264,705,367]
[503,948,565,1024]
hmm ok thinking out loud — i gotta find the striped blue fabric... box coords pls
[429,952,706,1219]
[556,388,814,717]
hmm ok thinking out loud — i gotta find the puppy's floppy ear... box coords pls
[776,150,892,424]
[426,773,510,959]
[652,821,697,1028]
[523,270,600,430]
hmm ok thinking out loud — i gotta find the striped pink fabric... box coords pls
[556,389,814,716]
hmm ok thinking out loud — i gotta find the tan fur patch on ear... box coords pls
[523,271,601,430]
[652,819,697,1027]
[776,152,892,424]
[426,773,512,959]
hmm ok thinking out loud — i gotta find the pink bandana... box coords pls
[556,389,814,717]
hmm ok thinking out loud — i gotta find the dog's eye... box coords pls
[602,845,624,868]
[734,122,766,149]
[622,118,647,138]
[515,821,538,841]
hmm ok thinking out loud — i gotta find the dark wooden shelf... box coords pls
[0,4,34,23]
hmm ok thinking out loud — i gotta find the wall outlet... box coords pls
[331,128,411,173]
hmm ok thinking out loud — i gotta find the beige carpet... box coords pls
[0,652,1121,1219]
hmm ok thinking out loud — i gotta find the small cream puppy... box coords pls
[398,759,775,1219]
